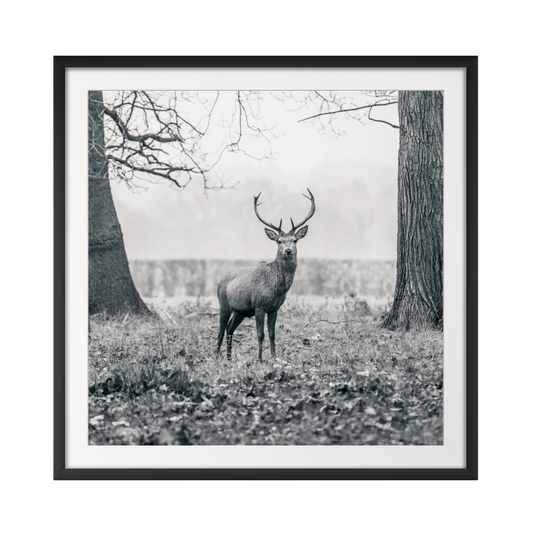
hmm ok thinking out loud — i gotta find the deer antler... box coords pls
[291,189,316,231]
[253,192,283,233]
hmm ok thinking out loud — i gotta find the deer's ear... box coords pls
[295,226,308,240]
[265,228,279,241]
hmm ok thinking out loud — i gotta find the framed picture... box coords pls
[54,56,477,480]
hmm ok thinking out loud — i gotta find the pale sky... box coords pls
[109,91,399,261]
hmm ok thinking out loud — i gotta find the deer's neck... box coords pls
[273,251,297,294]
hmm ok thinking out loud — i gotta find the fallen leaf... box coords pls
[111,420,130,427]
[157,428,174,445]
[89,415,104,426]
[201,395,214,408]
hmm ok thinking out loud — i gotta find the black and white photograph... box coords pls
[88,88,445,447]
[9,0,533,526]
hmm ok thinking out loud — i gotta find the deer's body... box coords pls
[219,258,296,317]
[217,190,315,361]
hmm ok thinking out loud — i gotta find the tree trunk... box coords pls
[382,91,443,331]
[88,91,149,315]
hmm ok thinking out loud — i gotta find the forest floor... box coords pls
[88,296,443,445]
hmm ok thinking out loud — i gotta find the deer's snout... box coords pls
[283,247,293,255]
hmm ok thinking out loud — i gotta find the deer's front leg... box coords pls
[255,309,266,361]
[267,311,277,358]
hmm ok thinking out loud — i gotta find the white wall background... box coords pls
[1,1,531,532]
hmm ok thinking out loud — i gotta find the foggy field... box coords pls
[130,258,396,300]
[89,296,443,446]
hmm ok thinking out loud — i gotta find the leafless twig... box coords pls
[303,318,357,328]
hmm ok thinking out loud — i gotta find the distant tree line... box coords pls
[130,258,396,300]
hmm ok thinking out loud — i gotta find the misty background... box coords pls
[108,91,399,300]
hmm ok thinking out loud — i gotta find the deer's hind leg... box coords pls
[226,311,245,361]
[217,305,232,354]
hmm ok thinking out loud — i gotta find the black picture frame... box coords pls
[54,56,478,480]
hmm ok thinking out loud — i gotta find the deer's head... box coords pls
[253,189,316,261]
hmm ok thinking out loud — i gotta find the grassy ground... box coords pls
[89,296,443,445]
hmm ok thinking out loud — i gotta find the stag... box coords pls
[217,189,316,361]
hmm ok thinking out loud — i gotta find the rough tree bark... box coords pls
[382,91,443,331]
[88,91,149,315]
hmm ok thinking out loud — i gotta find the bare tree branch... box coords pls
[92,90,278,190]
[298,101,398,123]
[368,104,399,129]
[103,106,184,144]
